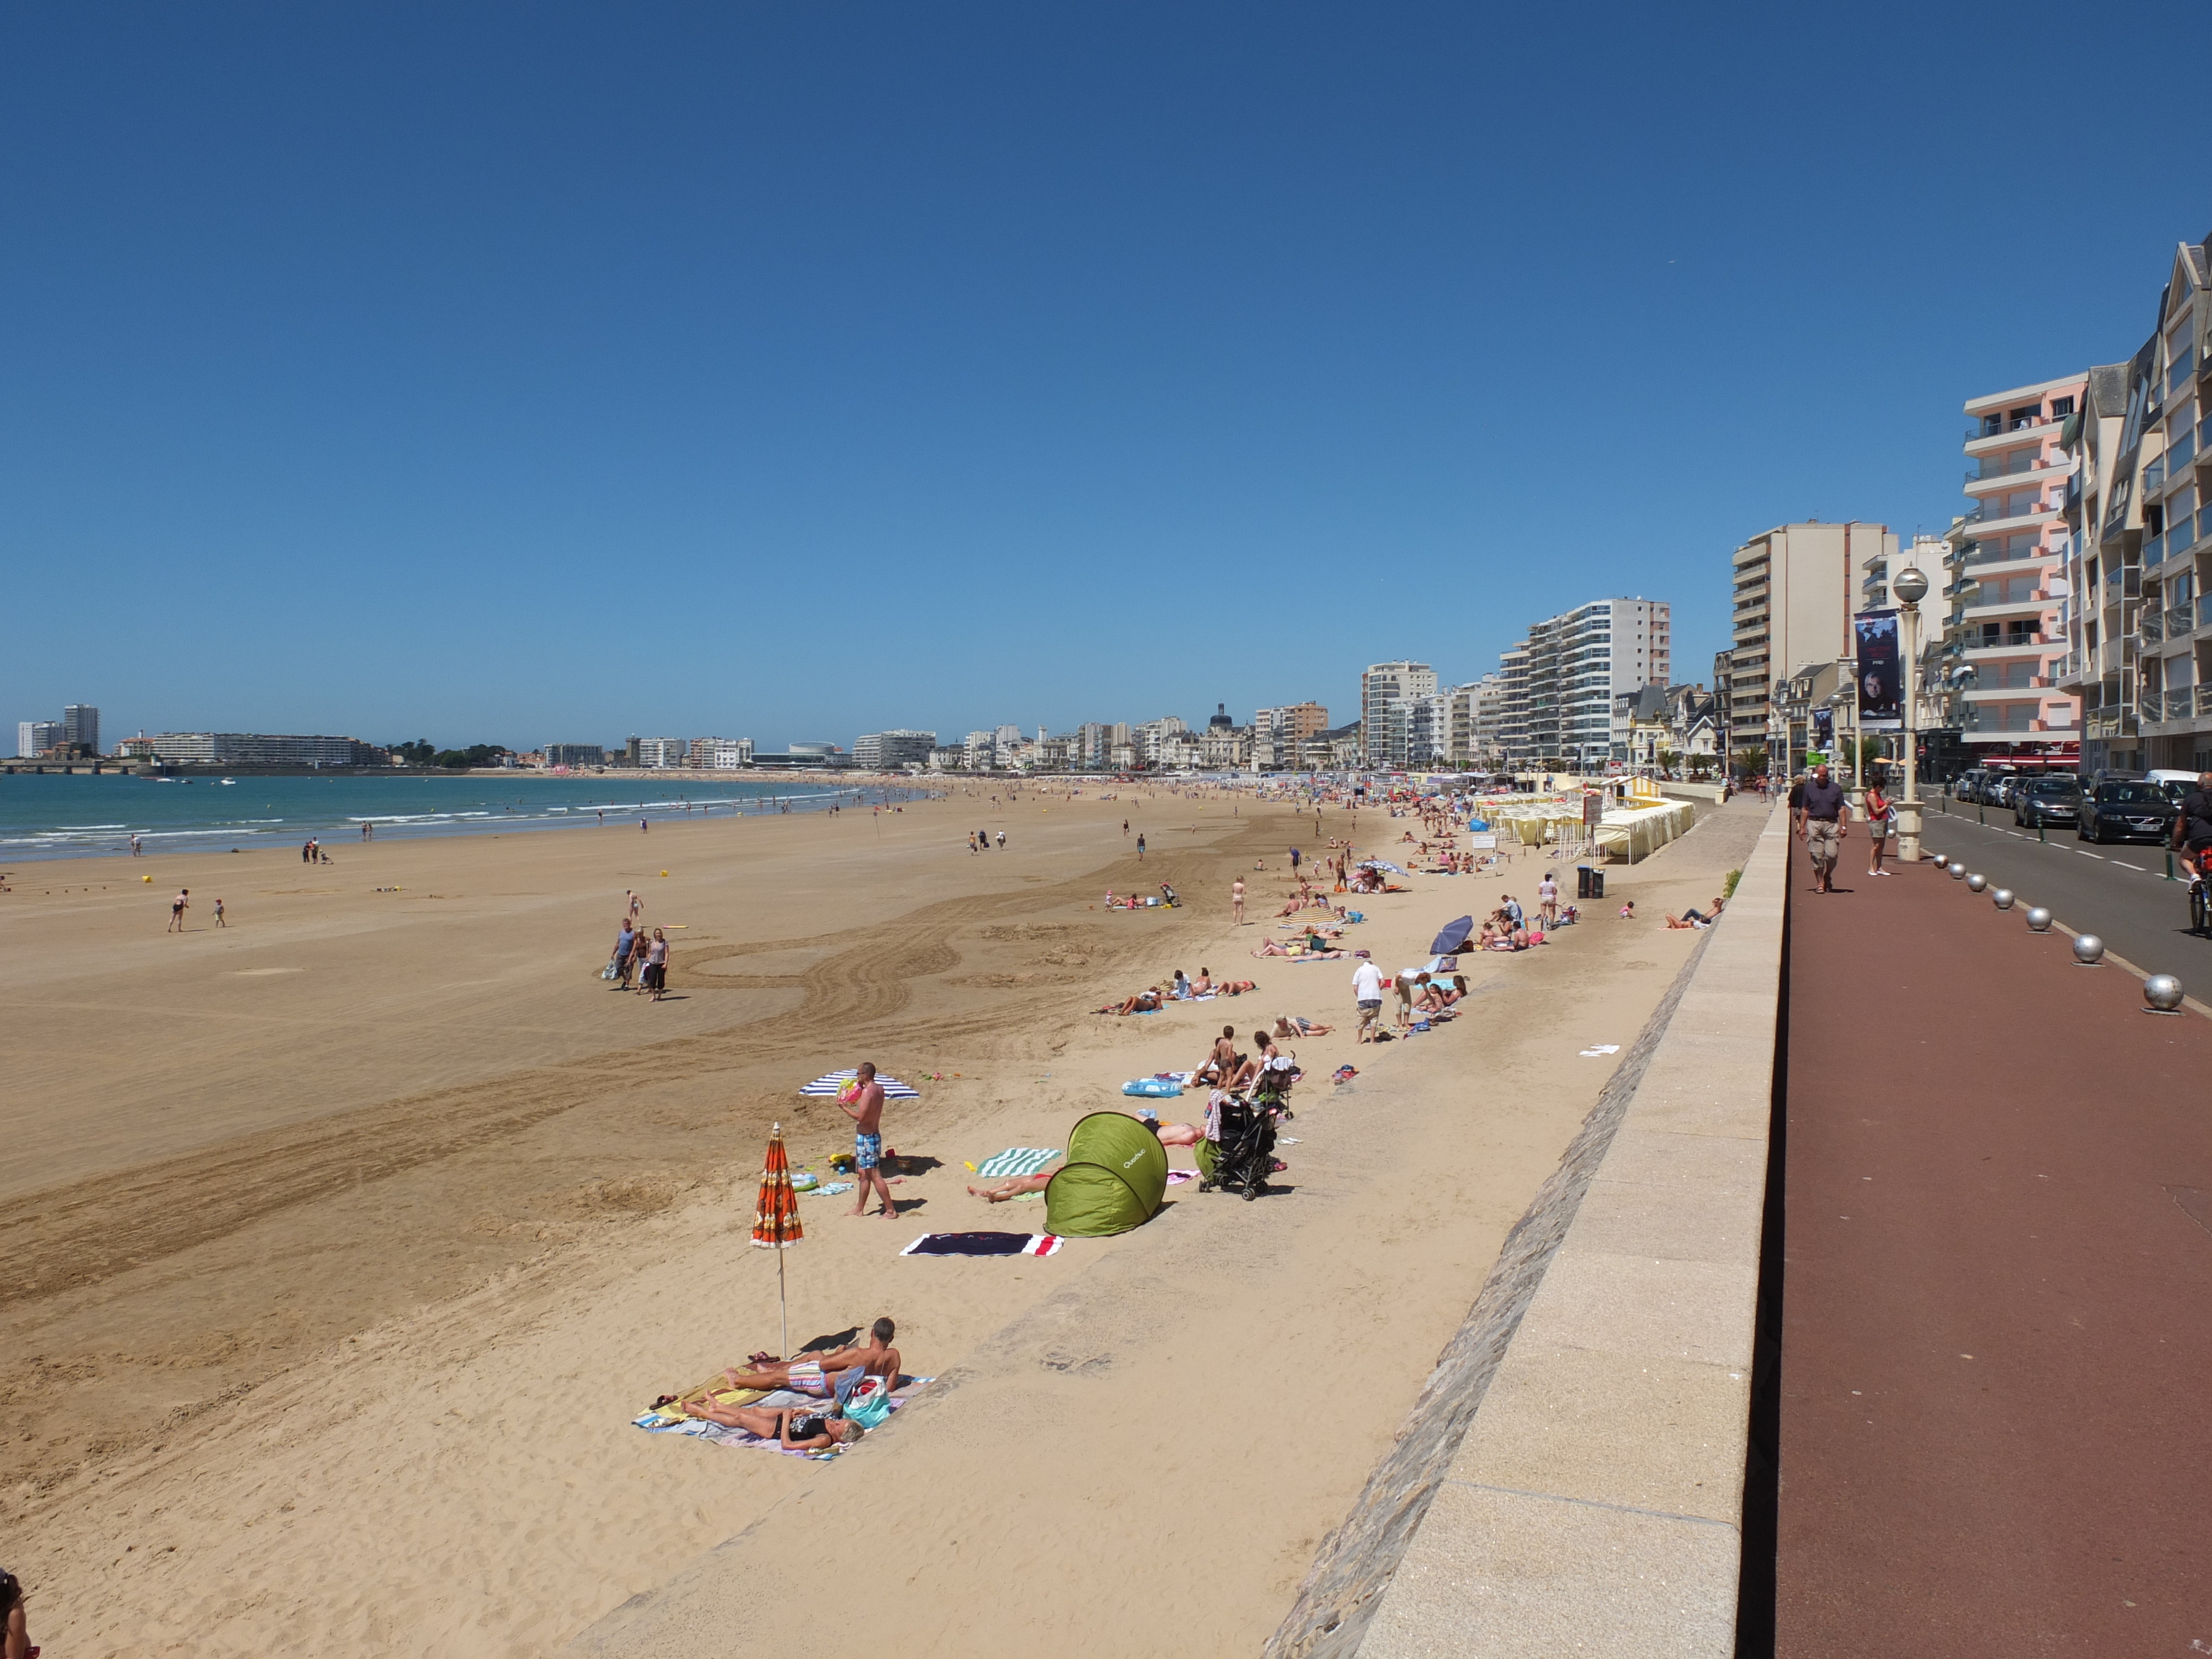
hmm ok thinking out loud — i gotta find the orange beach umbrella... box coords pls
[753,1123,804,1357]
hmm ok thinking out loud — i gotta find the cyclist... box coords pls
[2173,771,2212,931]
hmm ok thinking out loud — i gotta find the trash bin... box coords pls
[1589,869,1604,900]
[1575,864,1594,899]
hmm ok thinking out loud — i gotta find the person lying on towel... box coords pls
[681,1399,859,1449]
[720,1318,901,1395]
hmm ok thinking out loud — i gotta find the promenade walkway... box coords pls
[1778,848,2212,1652]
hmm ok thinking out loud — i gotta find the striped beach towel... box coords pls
[971,1147,1060,1179]
[899,1233,1063,1258]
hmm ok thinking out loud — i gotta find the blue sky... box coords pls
[2,1,2203,750]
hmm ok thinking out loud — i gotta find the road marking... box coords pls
[2112,862,2145,872]
[2077,851,2104,859]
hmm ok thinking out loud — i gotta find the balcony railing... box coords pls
[2168,427,2198,472]
[2201,594,2212,630]
[2170,605,2197,639]
[2144,610,2164,644]
[1962,540,2055,568]
[1967,413,2059,442]
[2200,685,2212,718]
[1964,451,2056,486]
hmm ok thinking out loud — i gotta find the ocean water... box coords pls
[0,772,915,862]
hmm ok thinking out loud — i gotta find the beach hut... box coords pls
[1044,1112,1168,1237]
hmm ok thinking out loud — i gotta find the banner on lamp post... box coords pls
[1854,611,1903,731]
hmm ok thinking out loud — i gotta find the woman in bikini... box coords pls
[680,1399,860,1449]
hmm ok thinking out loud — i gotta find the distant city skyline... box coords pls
[4,8,2202,747]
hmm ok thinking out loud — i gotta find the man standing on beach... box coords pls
[1352,954,1383,1042]
[1232,877,1245,924]
[842,1063,896,1220]
[1136,833,1146,860]
[169,888,189,932]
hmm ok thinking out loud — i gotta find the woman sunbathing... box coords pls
[1097,987,1164,1014]
[681,1400,860,1449]
[969,1167,1058,1201]
[1274,1014,1333,1037]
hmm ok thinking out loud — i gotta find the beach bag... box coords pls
[601,958,619,980]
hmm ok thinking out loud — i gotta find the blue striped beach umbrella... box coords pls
[799,1068,921,1100]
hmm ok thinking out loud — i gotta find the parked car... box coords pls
[1950,769,1985,802]
[2015,775,2081,827]
[2077,780,2179,844]
[1989,774,2021,808]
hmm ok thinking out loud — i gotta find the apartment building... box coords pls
[16,720,60,758]
[544,743,606,768]
[852,730,935,769]
[1359,662,1437,769]
[149,733,378,766]
[1496,599,1671,770]
[1933,374,2086,771]
[62,705,100,754]
[2054,234,2212,775]
[1726,523,1896,758]
[633,738,686,769]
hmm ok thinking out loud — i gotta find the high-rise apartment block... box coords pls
[1496,599,1671,769]
[1360,661,1437,769]
[853,730,935,769]
[2056,232,2211,775]
[17,720,61,758]
[62,705,99,754]
[1726,523,1895,758]
[1938,376,2085,768]
[544,743,606,768]
[635,738,686,769]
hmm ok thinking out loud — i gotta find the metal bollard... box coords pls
[2166,848,2177,883]
[2038,820,2046,844]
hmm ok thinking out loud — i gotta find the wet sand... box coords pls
[0,788,1752,1655]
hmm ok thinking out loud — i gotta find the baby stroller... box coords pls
[1201,1091,1281,1201]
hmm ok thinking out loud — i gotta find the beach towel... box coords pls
[1121,1078,1183,1098]
[805,1181,854,1197]
[1165,1169,1197,1185]
[899,1232,1063,1258]
[971,1147,1061,1179]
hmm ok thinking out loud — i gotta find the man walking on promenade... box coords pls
[841,1062,896,1219]
[1796,762,1850,895]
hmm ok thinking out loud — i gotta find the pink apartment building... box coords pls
[1944,373,2085,771]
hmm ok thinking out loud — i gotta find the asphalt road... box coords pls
[1905,796,2212,983]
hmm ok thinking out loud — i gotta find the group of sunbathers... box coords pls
[1097,969,1255,1015]
[679,1318,904,1451]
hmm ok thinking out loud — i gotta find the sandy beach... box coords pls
[0,787,1755,1655]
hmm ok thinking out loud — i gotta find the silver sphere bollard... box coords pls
[2072,933,2105,966]
[2144,974,2185,1014]
[1991,888,2015,910]
[1966,873,1987,893]
[1949,862,1967,879]
[2025,906,2053,932]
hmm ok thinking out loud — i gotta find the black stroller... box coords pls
[1201,1094,1279,1200]
[1201,1058,1294,1200]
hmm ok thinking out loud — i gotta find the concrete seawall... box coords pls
[1269,804,1788,1656]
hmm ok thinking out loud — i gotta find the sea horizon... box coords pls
[0,771,921,863]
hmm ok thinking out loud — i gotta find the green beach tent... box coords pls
[1044,1112,1168,1237]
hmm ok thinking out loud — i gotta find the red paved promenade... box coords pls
[1778,848,2212,1654]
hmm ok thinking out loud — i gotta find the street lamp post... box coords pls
[1893,567,1929,862]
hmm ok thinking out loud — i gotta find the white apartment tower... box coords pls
[1498,599,1672,769]
[1360,661,1438,769]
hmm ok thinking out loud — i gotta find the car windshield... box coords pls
[2098,784,2167,804]
[2027,779,2077,794]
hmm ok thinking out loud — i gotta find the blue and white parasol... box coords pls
[799,1068,921,1100]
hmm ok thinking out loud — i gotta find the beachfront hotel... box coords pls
[1359,661,1437,769]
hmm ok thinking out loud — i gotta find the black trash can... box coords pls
[1589,868,1604,900]
[1575,864,1595,899]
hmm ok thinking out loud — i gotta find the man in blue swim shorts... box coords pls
[839,1061,897,1220]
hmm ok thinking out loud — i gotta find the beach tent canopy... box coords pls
[1430,915,1473,954]
[799,1068,920,1100]
[1045,1112,1167,1237]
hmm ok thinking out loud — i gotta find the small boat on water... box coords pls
[218,778,237,785]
